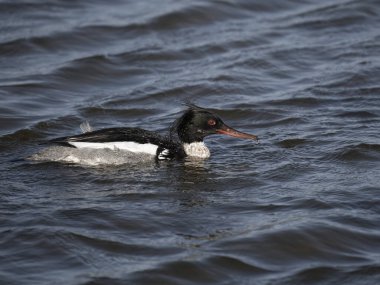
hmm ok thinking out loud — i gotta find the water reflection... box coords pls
[163,158,216,208]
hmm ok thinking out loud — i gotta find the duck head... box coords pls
[174,105,258,143]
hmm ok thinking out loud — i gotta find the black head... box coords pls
[173,104,258,143]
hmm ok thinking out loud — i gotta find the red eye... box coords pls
[207,119,216,126]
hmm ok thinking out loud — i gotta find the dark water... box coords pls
[1,0,380,284]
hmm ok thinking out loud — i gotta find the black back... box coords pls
[51,128,164,145]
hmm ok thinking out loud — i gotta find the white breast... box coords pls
[183,142,210,159]
[68,141,158,156]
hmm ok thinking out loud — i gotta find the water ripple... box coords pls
[1,0,380,284]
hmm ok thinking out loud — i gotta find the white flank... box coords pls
[29,146,155,165]
[69,141,158,155]
[183,142,210,159]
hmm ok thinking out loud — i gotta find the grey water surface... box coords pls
[1,0,380,284]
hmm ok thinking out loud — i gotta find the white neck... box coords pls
[183,142,210,159]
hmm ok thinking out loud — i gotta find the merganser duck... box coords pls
[49,104,258,160]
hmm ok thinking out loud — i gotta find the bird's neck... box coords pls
[182,142,210,159]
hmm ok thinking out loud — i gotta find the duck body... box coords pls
[48,104,258,161]
[50,127,186,160]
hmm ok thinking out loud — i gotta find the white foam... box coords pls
[79,121,93,133]
[157,148,170,160]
